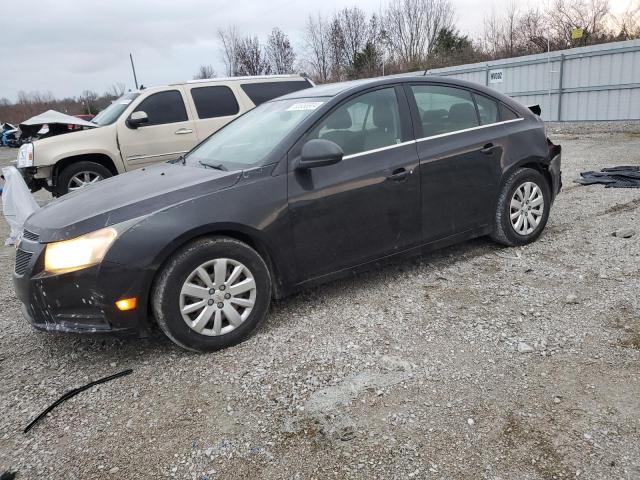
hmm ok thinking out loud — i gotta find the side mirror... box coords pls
[126,111,149,129]
[296,139,343,170]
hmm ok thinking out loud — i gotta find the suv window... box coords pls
[133,90,188,126]
[191,86,239,119]
[310,88,401,156]
[241,80,312,105]
[474,94,499,125]
[411,85,479,137]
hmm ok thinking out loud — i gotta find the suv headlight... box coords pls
[17,143,34,168]
[44,227,118,274]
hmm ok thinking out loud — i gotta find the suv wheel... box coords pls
[152,236,272,352]
[56,161,113,196]
[491,167,551,246]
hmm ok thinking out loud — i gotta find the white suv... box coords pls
[16,75,313,195]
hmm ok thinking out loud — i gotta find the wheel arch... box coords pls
[53,153,119,185]
[147,223,285,311]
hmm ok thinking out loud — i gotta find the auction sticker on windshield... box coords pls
[287,102,324,111]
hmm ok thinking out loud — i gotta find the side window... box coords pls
[411,85,479,137]
[133,90,188,126]
[309,88,401,156]
[499,103,520,121]
[190,86,239,119]
[241,80,313,105]
[474,94,499,125]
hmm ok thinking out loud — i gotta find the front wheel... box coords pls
[152,237,272,352]
[55,161,113,196]
[490,167,551,247]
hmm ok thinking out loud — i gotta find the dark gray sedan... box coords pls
[13,75,561,352]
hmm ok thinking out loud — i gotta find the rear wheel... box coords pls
[55,161,112,196]
[491,167,550,246]
[152,236,272,352]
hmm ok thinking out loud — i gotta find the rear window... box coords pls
[241,80,312,105]
[500,103,520,121]
[474,94,499,125]
[190,86,239,119]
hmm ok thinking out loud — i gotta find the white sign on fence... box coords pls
[489,69,504,83]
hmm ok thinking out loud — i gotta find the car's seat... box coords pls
[363,99,398,151]
[319,108,362,155]
[447,103,478,131]
[421,109,448,136]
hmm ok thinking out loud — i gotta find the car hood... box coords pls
[25,163,242,242]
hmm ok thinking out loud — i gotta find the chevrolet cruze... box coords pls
[13,76,561,352]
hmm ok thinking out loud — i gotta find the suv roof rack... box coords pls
[168,74,305,86]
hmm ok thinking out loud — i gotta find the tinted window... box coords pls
[500,103,520,121]
[133,90,188,126]
[241,80,312,105]
[411,85,479,137]
[474,94,499,125]
[191,86,239,119]
[309,88,401,156]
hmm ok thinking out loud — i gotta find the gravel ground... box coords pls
[0,126,639,479]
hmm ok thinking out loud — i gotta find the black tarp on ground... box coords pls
[576,166,640,188]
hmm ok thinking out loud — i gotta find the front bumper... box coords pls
[18,167,50,193]
[12,235,151,336]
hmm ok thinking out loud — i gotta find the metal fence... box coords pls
[426,39,640,121]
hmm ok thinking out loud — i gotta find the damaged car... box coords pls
[13,76,562,352]
[14,75,313,196]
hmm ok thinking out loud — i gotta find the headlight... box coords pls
[44,227,118,274]
[16,143,34,168]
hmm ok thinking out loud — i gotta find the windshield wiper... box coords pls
[198,160,227,171]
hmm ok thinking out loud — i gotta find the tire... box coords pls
[490,167,551,247]
[152,236,272,352]
[55,161,113,196]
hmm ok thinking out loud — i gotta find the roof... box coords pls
[168,74,307,87]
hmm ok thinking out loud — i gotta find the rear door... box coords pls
[287,86,421,283]
[117,88,198,168]
[406,84,507,243]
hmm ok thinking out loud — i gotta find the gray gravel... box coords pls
[1,126,639,479]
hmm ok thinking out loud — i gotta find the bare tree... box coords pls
[80,90,99,114]
[384,0,455,68]
[266,28,296,74]
[107,82,127,98]
[547,0,611,45]
[218,26,241,75]
[236,37,271,76]
[193,64,216,79]
[333,7,370,75]
[304,13,332,82]
[610,0,640,39]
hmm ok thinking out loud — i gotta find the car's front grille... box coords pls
[22,229,39,241]
[15,249,33,275]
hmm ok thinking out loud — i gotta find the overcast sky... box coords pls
[0,0,633,101]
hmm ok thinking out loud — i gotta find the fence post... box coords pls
[485,64,489,86]
[557,54,565,121]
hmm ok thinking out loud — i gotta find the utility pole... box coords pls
[129,53,139,90]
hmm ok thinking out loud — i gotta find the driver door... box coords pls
[287,86,421,284]
[117,88,198,169]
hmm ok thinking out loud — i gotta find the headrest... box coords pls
[326,108,352,129]
[448,103,476,123]
[372,99,394,130]
[422,109,447,123]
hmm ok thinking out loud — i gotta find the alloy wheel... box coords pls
[68,171,103,191]
[510,181,544,236]
[179,258,257,336]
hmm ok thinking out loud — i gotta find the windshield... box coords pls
[91,92,140,126]
[185,97,327,170]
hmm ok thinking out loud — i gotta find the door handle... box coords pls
[175,128,193,135]
[387,168,411,182]
[481,143,499,155]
